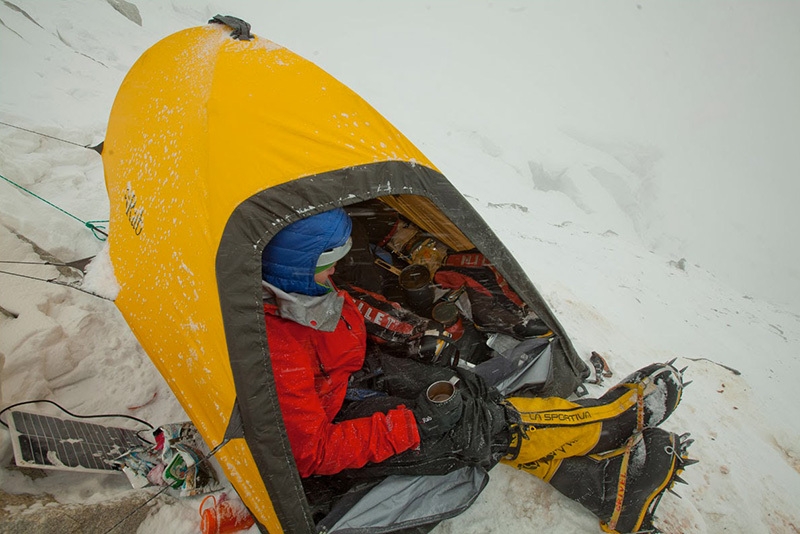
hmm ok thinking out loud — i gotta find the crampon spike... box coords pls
[679,366,689,375]
[681,458,700,467]
[673,475,689,485]
[666,358,678,366]
[667,488,683,499]
[682,380,693,388]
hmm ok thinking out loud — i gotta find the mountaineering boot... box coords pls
[547,427,696,534]
[578,360,686,453]
[600,360,685,427]
[500,360,687,472]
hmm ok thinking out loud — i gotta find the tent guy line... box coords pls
[0,268,113,301]
[0,172,108,239]
[0,119,103,153]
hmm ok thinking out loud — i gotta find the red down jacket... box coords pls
[265,290,421,477]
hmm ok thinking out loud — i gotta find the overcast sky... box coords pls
[244,1,800,309]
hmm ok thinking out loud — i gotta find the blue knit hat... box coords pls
[262,208,353,296]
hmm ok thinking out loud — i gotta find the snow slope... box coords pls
[1,1,799,533]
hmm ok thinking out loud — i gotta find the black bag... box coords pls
[342,284,428,344]
[341,283,463,367]
[434,253,550,338]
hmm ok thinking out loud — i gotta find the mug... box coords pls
[426,376,460,403]
[417,376,463,436]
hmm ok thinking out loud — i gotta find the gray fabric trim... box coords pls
[328,467,489,534]
[263,281,344,332]
[223,399,245,441]
[215,160,587,533]
[493,340,554,396]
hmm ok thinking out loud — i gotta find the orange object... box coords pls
[199,493,255,534]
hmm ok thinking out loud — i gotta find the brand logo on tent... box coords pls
[124,184,144,236]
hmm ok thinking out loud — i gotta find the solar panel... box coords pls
[7,410,148,474]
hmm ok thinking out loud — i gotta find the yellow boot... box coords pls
[500,387,639,471]
[499,361,694,533]
[547,428,696,533]
[500,360,686,472]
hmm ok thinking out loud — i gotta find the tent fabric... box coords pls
[103,19,588,534]
[475,337,555,396]
[324,467,489,534]
[103,23,442,532]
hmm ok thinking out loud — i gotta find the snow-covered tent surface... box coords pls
[102,19,586,532]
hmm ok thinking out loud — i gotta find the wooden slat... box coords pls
[380,195,474,252]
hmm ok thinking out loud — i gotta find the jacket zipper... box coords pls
[318,315,354,379]
[318,361,330,379]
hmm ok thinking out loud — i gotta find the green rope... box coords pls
[0,172,108,240]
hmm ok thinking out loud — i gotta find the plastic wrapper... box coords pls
[113,422,219,496]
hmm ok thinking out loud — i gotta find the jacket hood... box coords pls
[262,281,344,332]
[262,208,352,296]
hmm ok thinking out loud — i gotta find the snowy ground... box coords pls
[1,1,799,533]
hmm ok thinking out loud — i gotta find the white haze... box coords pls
[1,1,799,533]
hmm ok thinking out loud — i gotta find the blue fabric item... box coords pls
[262,208,353,296]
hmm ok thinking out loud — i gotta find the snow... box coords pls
[1,1,799,533]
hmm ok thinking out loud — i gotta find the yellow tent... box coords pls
[103,16,587,533]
